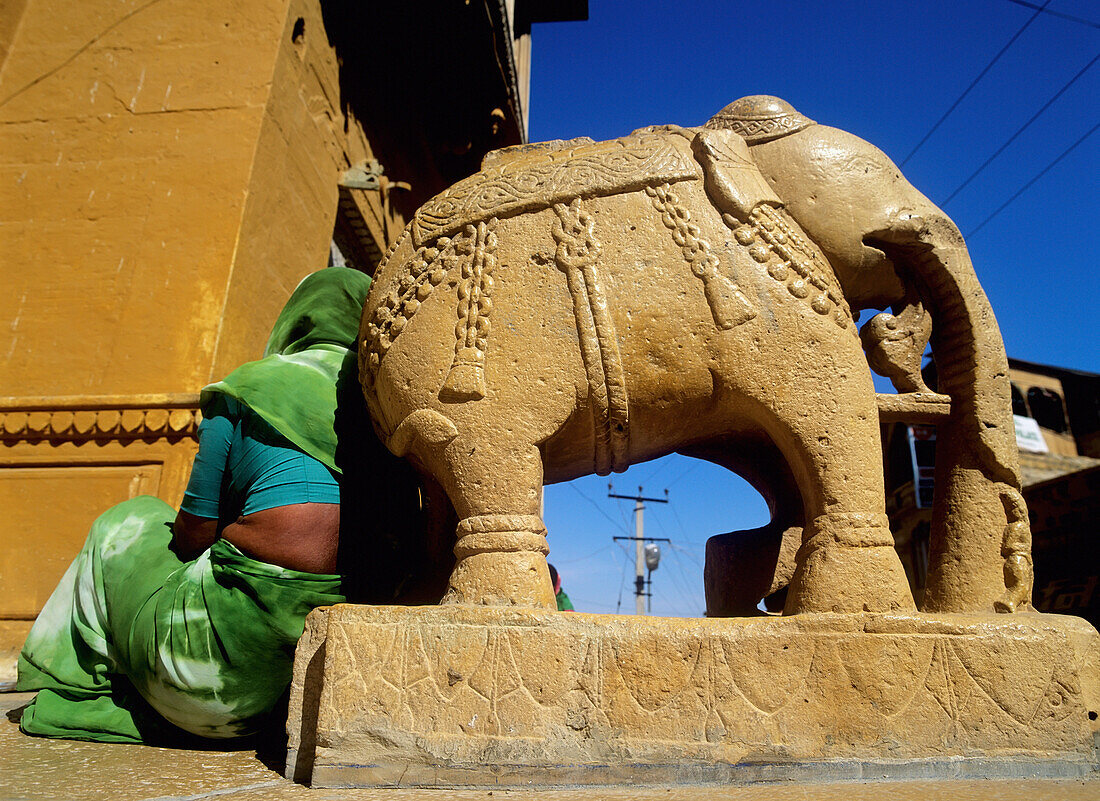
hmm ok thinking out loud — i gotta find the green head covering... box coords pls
[262,268,370,358]
[201,267,371,473]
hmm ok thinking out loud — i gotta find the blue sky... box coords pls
[526,0,1100,615]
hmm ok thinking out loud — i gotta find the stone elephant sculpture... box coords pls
[358,96,1031,616]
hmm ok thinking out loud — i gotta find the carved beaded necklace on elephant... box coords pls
[362,130,853,475]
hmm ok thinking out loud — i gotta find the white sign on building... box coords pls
[1014,414,1049,454]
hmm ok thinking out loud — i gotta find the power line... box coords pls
[651,515,708,614]
[665,548,705,616]
[942,50,1100,206]
[651,507,674,539]
[553,543,614,564]
[566,482,629,536]
[669,547,701,599]
[653,585,691,618]
[646,515,695,599]
[618,500,633,535]
[669,544,702,591]
[1003,0,1100,29]
[665,461,700,489]
[614,540,633,613]
[967,120,1100,238]
[641,454,676,486]
[650,547,693,616]
[901,0,1051,166]
[669,541,704,569]
[650,514,701,613]
[653,517,705,574]
[669,502,689,539]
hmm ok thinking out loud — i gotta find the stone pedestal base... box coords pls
[286,605,1100,787]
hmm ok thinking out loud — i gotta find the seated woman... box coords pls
[16,267,372,743]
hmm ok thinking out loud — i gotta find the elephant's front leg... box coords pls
[729,331,916,614]
[785,378,915,613]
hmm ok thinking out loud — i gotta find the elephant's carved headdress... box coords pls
[706,95,816,144]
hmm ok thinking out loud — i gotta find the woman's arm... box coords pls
[173,402,235,559]
[171,510,219,560]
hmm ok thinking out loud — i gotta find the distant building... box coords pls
[1008,358,1100,482]
[885,358,1100,620]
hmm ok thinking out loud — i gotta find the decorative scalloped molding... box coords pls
[0,395,201,442]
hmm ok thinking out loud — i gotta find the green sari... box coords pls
[17,267,371,743]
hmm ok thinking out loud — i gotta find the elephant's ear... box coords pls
[691,128,782,224]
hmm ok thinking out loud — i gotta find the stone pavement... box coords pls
[3,692,1099,801]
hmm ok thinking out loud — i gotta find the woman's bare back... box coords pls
[174,503,340,574]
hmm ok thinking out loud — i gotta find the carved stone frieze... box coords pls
[0,396,200,442]
[289,605,1100,787]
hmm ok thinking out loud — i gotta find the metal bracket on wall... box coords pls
[336,160,411,256]
[340,159,386,191]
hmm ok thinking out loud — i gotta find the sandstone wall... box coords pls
[0,0,396,628]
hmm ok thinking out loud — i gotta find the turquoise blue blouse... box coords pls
[180,395,340,526]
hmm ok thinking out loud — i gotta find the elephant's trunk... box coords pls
[866,220,1016,482]
[730,104,1032,613]
[867,219,1031,613]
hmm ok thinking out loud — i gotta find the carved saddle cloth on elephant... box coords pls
[410,121,851,331]
[362,122,852,476]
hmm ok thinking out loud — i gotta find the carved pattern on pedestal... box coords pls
[645,183,756,330]
[318,611,1090,759]
[0,396,200,442]
[412,133,700,245]
[552,198,629,475]
[725,204,851,328]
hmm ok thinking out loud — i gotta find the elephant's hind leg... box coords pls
[430,436,556,608]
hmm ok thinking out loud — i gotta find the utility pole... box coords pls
[610,484,669,614]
